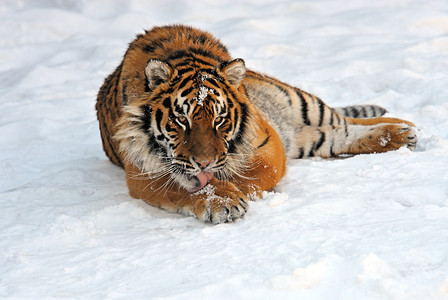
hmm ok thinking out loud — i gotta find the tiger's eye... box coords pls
[177,116,188,125]
[214,116,222,124]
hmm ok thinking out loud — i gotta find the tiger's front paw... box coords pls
[191,181,248,224]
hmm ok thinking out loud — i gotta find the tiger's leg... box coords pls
[232,122,287,199]
[125,164,249,224]
[292,120,417,158]
[344,117,417,154]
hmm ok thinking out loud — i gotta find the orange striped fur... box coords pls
[96,25,417,223]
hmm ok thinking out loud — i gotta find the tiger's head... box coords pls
[116,58,256,193]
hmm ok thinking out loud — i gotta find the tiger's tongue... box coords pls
[189,171,213,193]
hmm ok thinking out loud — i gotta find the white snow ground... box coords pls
[1,0,448,298]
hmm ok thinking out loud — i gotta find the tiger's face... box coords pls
[116,58,255,193]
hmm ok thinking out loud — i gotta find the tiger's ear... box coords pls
[220,58,246,86]
[145,59,173,90]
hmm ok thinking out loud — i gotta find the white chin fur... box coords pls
[170,172,198,191]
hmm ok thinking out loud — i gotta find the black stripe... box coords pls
[317,98,325,126]
[189,47,222,63]
[275,85,289,100]
[369,105,375,117]
[297,91,311,126]
[174,59,195,68]
[329,141,335,157]
[99,115,123,167]
[361,106,367,118]
[142,38,170,53]
[162,97,171,108]
[98,112,122,166]
[203,68,225,83]
[181,87,195,98]
[198,68,226,85]
[144,76,151,92]
[191,108,202,119]
[99,64,122,113]
[195,33,208,45]
[297,147,304,159]
[232,105,239,134]
[220,122,233,135]
[204,77,221,91]
[174,104,184,115]
[171,142,180,150]
[227,102,248,154]
[176,67,194,77]
[147,135,165,154]
[344,120,348,137]
[257,135,270,149]
[178,77,192,90]
[165,86,175,95]
[166,50,191,61]
[335,112,341,125]
[141,105,152,132]
[215,157,226,166]
[143,44,155,53]
[308,144,315,157]
[315,131,325,151]
[175,54,216,68]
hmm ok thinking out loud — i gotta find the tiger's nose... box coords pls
[194,158,214,169]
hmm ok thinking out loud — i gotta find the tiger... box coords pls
[96,25,417,224]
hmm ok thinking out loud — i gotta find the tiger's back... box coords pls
[243,71,391,158]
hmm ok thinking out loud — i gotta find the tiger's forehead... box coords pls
[174,90,226,118]
[172,71,227,115]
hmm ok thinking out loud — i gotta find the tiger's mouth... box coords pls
[187,171,214,193]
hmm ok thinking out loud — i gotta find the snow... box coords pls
[195,86,212,106]
[196,73,214,106]
[1,0,448,298]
